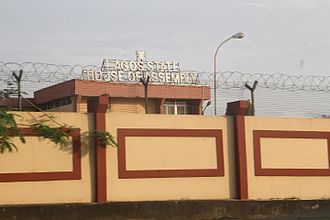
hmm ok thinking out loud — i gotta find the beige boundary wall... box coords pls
[0,112,95,204]
[2,107,330,204]
[0,111,235,204]
[244,116,330,200]
[106,113,236,201]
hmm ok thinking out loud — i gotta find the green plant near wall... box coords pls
[0,111,25,153]
[93,130,118,148]
[30,123,71,145]
[0,111,72,153]
[0,110,118,153]
[0,77,117,153]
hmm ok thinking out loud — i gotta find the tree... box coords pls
[0,71,117,153]
[0,73,71,153]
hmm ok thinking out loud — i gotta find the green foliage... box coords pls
[93,130,118,147]
[0,76,73,153]
[0,111,25,153]
[0,111,71,153]
[31,123,70,145]
[0,111,118,153]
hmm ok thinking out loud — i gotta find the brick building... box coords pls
[32,79,210,115]
[0,97,36,111]
[0,52,211,114]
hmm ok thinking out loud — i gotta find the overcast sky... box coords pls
[1,0,330,75]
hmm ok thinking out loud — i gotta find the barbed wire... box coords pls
[0,61,98,83]
[217,71,330,92]
[2,61,330,93]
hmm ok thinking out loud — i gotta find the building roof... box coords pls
[34,79,211,104]
[0,97,36,109]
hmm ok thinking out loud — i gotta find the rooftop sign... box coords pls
[82,51,200,85]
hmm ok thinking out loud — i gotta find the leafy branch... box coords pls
[30,123,71,145]
[93,130,118,147]
[0,110,72,153]
[0,73,73,153]
[0,111,25,153]
[0,110,118,153]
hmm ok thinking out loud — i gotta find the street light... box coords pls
[213,32,245,115]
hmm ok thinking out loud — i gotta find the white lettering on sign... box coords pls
[82,69,200,85]
[81,51,200,85]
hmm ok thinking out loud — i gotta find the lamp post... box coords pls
[213,32,245,115]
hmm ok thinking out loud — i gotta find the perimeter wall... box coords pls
[0,96,330,204]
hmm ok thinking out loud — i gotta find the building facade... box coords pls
[0,51,211,114]
[34,79,210,114]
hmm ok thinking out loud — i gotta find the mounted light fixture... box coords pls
[213,32,245,115]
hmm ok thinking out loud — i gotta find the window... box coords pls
[40,97,72,110]
[164,100,188,115]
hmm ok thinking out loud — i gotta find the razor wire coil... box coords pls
[1,61,330,93]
